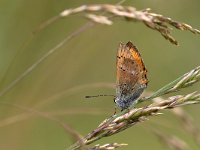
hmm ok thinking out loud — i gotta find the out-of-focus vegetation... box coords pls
[0,0,199,150]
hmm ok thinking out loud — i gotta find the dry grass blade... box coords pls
[0,82,114,128]
[0,102,83,145]
[68,92,200,150]
[173,108,200,145]
[172,66,200,90]
[87,14,112,25]
[0,22,93,98]
[150,92,200,108]
[153,130,188,150]
[58,4,200,45]
[67,65,200,150]
[91,143,127,150]
[153,96,200,145]
[139,66,200,102]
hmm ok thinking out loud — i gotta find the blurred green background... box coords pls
[0,0,200,150]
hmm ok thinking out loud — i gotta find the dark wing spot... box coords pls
[120,67,126,71]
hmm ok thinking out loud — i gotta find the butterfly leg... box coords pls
[113,106,117,115]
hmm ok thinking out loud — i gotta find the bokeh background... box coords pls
[0,0,200,150]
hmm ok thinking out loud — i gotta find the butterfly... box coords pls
[85,41,148,111]
[114,41,148,111]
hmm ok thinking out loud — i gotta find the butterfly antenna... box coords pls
[85,94,115,98]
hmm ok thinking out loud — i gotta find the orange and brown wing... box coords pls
[116,41,148,101]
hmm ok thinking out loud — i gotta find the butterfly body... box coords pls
[114,42,148,111]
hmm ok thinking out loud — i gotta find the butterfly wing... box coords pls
[115,41,148,110]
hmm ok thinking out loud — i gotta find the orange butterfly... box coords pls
[114,41,148,111]
[86,42,148,111]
